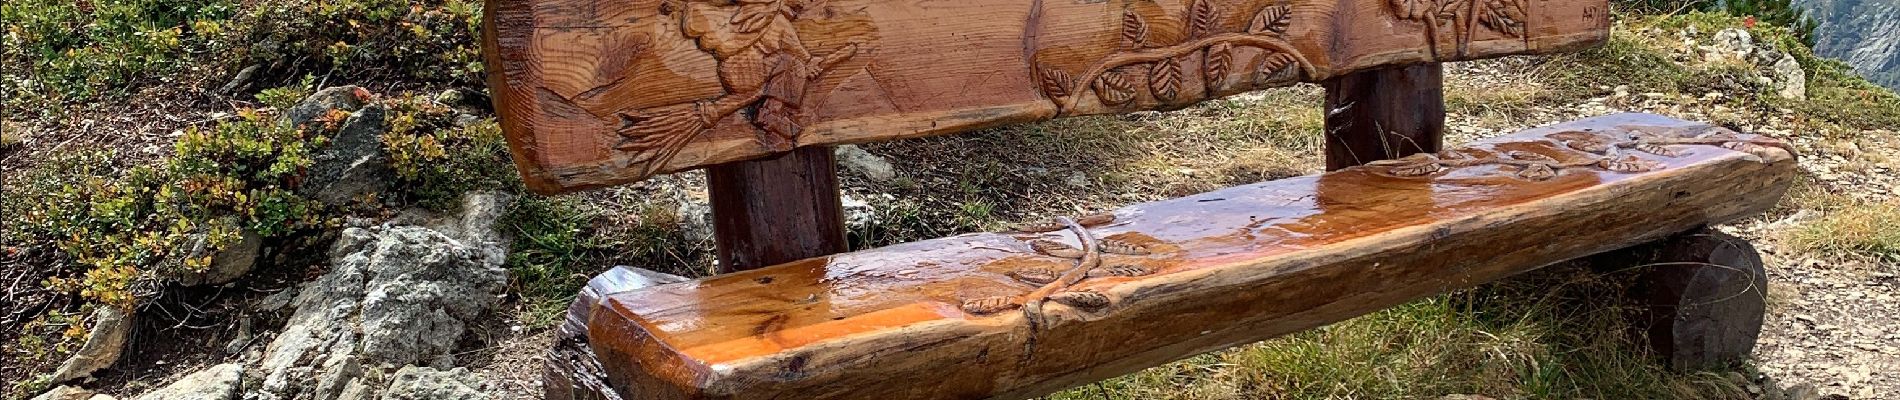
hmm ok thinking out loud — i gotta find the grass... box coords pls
[1037,265,1753,400]
[1777,191,1900,261]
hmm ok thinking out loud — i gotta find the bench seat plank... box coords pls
[581,113,1795,399]
[484,0,1612,192]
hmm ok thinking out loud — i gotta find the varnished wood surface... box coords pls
[579,113,1796,399]
[1323,63,1446,170]
[484,0,1612,193]
[708,146,850,272]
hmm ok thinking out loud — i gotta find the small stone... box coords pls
[135,363,243,400]
[30,386,99,400]
[834,144,899,183]
[285,86,371,127]
[380,366,492,400]
[51,307,132,383]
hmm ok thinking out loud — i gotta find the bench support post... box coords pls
[707,146,850,272]
[1322,64,1446,170]
[1589,227,1769,370]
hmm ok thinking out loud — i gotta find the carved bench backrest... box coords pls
[484,0,1610,193]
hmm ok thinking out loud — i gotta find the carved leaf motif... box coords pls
[1099,238,1151,255]
[1389,162,1443,177]
[1633,142,1682,157]
[1009,220,1065,233]
[1121,11,1149,49]
[961,296,1020,315]
[1507,151,1555,162]
[1564,139,1611,153]
[1049,291,1112,310]
[1204,43,1233,91]
[1517,163,1558,181]
[1190,0,1220,38]
[1076,213,1117,227]
[1009,268,1061,285]
[1477,0,1528,37]
[1254,52,1300,85]
[1149,58,1183,102]
[1598,156,1665,173]
[1721,142,1777,159]
[1089,264,1155,278]
[1094,71,1137,106]
[1029,239,1086,259]
[1038,66,1074,99]
[1248,4,1292,34]
[1366,152,1437,167]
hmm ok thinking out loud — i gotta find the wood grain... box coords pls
[1323,63,1446,170]
[575,113,1796,399]
[707,146,849,272]
[483,0,1613,193]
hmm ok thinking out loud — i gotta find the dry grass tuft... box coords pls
[1777,192,1900,261]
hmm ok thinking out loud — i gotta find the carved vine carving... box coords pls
[1387,0,1528,59]
[964,212,1161,328]
[1366,128,1793,180]
[1035,0,1313,114]
[611,0,861,175]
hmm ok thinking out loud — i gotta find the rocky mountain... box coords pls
[1799,0,1900,89]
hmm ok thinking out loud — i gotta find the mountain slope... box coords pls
[1799,0,1900,89]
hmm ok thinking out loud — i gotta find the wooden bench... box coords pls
[480,0,1790,398]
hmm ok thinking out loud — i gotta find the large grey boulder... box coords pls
[378,366,491,400]
[252,220,506,399]
[51,307,131,383]
[137,363,244,400]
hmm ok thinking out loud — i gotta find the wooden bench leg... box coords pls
[707,146,850,272]
[1592,227,1769,371]
[1322,63,1446,170]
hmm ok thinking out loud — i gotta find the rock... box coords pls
[1772,53,1807,100]
[840,194,878,230]
[254,224,506,399]
[136,363,243,400]
[1707,28,1754,61]
[51,307,131,383]
[219,64,261,94]
[31,386,100,400]
[298,104,392,206]
[423,191,514,267]
[835,144,898,183]
[171,221,263,286]
[379,366,491,400]
[284,86,370,128]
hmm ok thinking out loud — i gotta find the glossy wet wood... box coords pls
[579,113,1797,400]
[483,0,1612,193]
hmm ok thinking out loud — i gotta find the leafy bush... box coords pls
[225,0,485,87]
[0,0,235,112]
[381,93,515,209]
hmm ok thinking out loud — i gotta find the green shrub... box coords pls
[4,108,328,309]
[380,93,515,209]
[0,0,235,111]
[226,0,485,87]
